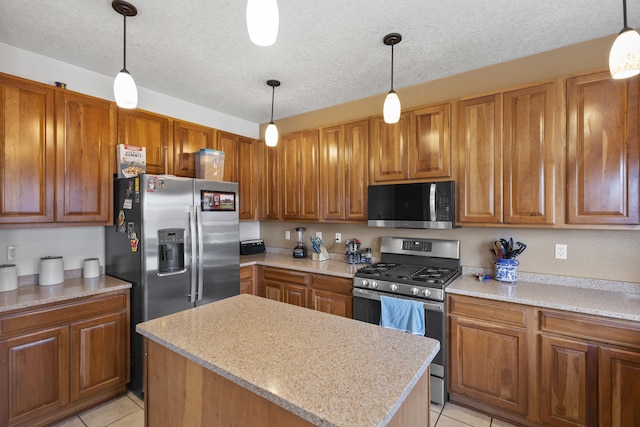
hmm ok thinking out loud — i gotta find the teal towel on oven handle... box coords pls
[379,295,425,336]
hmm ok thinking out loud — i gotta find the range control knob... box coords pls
[410,287,419,296]
[423,289,431,297]
[361,279,369,287]
[370,281,378,289]
[390,284,398,292]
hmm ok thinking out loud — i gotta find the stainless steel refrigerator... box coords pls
[105,174,240,397]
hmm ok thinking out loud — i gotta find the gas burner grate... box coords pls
[411,267,458,284]
[356,263,399,275]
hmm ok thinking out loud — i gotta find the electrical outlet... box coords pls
[335,233,341,243]
[7,245,19,261]
[316,231,322,241]
[285,230,290,240]
[555,243,567,260]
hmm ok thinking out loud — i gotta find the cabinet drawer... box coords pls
[448,294,529,328]
[0,292,128,337]
[311,274,352,295]
[240,265,254,280]
[262,267,309,286]
[539,310,640,349]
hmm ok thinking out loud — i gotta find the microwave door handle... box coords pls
[429,183,437,222]
[188,206,197,303]
[196,205,204,301]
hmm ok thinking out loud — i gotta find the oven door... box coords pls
[352,287,447,405]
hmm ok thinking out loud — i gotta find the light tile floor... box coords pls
[53,394,517,427]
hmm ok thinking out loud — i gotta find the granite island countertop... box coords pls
[136,294,440,427]
[0,275,132,313]
[447,274,640,322]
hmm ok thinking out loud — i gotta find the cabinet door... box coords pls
[259,142,280,220]
[215,131,238,182]
[283,284,307,308]
[55,91,114,223]
[70,312,128,402]
[299,130,320,220]
[456,95,503,224]
[370,113,410,182]
[173,120,215,178]
[281,133,300,220]
[599,345,640,427]
[409,103,451,179]
[540,334,597,427]
[344,120,369,220]
[0,75,55,224]
[566,72,639,225]
[449,315,528,415]
[117,109,172,175]
[311,290,352,318]
[240,265,255,295]
[0,326,70,426]
[238,137,258,220]
[503,83,556,225]
[321,125,345,220]
[261,282,283,302]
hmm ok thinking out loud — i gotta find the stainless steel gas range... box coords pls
[352,236,461,406]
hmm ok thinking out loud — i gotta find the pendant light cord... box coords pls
[123,13,127,70]
[270,85,275,123]
[390,43,395,92]
[623,0,630,30]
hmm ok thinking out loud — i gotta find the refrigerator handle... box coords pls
[188,206,198,303]
[196,204,205,301]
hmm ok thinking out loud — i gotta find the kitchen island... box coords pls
[136,294,439,427]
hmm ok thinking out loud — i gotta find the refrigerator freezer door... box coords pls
[141,175,195,320]
[194,179,240,305]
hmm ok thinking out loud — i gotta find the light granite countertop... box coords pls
[447,274,640,322]
[240,252,363,278]
[136,294,440,427]
[0,275,132,313]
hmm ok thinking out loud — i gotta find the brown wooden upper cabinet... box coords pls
[55,91,115,224]
[370,103,451,184]
[0,74,55,224]
[280,130,320,221]
[237,137,258,220]
[456,83,557,226]
[566,71,639,225]
[321,119,369,222]
[215,131,239,182]
[173,120,215,178]
[117,109,172,175]
[259,139,280,220]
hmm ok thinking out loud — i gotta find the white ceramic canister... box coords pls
[83,258,100,278]
[0,264,18,292]
[39,256,64,286]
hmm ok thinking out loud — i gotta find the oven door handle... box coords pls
[353,288,444,313]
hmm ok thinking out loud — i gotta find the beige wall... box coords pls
[257,34,640,284]
[261,222,640,283]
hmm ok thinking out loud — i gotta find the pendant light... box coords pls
[609,0,640,79]
[383,33,402,124]
[265,80,280,147]
[246,0,279,47]
[112,0,138,109]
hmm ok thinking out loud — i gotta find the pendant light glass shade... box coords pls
[265,122,279,147]
[114,69,138,109]
[246,0,279,47]
[112,1,138,109]
[382,33,402,124]
[383,91,401,124]
[609,28,640,79]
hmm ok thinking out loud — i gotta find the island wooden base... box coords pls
[144,338,430,426]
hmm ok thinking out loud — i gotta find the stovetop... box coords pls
[352,237,461,301]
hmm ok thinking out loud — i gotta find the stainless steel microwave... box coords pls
[367,181,457,229]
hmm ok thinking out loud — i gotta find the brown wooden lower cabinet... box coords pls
[239,265,256,295]
[256,266,353,318]
[448,294,640,427]
[0,290,130,427]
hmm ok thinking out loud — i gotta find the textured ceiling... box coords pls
[0,1,634,124]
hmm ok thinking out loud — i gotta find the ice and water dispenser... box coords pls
[158,229,185,274]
